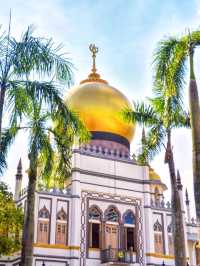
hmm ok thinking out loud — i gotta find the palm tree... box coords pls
[0,25,73,141]
[0,95,88,266]
[124,95,190,266]
[153,30,200,220]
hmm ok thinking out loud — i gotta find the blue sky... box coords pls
[1,0,200,216]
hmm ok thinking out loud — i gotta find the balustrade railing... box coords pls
[101,247,134,264]
[151,198,172,209]
[79,144,134,161]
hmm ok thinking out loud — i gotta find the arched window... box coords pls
[56,208,67,245]
[38,206,50,219]
[88,206,102,249]
[124,210,135,225]
[105,206,120,222]
[89,206,102,220]
[57,208,67,220]
[153,220,164,254]
[167,223,174,255]
[104,206,120,249]
[37,205,50,244]
[154,220,162,232]
[123,210,136,252]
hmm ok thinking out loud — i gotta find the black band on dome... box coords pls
[91,131,130,149]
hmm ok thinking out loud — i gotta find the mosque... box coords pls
[1,45,200,266]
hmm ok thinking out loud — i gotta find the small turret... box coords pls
[177,170,183,190]
[14,158,23,201]
[176,169,184,211]
[185,189,191,222]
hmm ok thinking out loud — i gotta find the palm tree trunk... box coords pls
[189,48,200,221]
[0,83,6,144]
[166,131,187,266]
[21,152,37,266]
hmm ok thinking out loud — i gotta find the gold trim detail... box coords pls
[88,248,100,251]
[146,253,189,260]
[34,243,80,250]
[146,253,174,259]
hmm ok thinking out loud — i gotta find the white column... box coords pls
[70,151,81,258]
[34,192,39,244]
[163,212,169,255]
[50,196,57,244]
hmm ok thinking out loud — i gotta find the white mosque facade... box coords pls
[1,46,200,266]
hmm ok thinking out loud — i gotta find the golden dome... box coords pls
[66,44,135,143]
[66,81,135,142]
[149,166,161,181]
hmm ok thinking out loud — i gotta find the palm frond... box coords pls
[36,131,54,187]
[153,36,187,102]
[138,123,165,163]
[153,37,180,82]
[5,80,30,126]
[123,101,159,127]
[0,126,19,173]
[10,26,74,84]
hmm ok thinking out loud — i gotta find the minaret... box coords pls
[176,170,184,210]
[185,189,191,223]
[14,158,23,201]
[177,169,183,190]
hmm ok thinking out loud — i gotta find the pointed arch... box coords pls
[153,219,162,232]
[123,210,135,225]
[38,205,50,219]
[123,210,136,252]
[37,205,50,244]
[104,205,120,223]
[153,219,164,254]
[88,205,102,249]
[56,207,68,245]
[88,205,102,221]
[57,207,67,221]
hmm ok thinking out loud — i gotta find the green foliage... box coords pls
[0,182,23,256]
[0,24,90,178]
[153,29,200,100]
[124,95,190,164]
[123,31,199,164]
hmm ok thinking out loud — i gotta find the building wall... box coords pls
[1,150,199,266]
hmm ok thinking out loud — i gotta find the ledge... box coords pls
[34,243,80,250]
[146,253,174,259]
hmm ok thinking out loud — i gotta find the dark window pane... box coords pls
[92,223,100,248]
[127,228,134,251]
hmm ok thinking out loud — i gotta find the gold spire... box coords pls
[89,44,98,74]
[80,44,108,84]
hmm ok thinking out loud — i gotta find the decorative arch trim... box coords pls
[57,207,67,221]
[88,205,103,220]
[123,209,136,225]
[104,205,121,223]
[38,205,50,219]
[153,219,162,232]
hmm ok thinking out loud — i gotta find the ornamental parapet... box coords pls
[151,198,172,209]
[79,144,137,162]
[18,186,71,199]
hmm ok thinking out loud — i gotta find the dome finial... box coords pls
[80,44,108,84]
[89,44,99,74]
